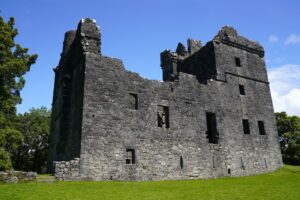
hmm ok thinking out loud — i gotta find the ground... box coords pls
[0,165,299,200]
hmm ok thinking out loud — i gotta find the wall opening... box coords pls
[171,87,174,92]
[157,105,170,128]
[235,57,241,67]
[242,119,250,134]
[180,156,183,169]
[125,149,135,164]
[228,168,231,174]
[129,93,138,110]
[258,121,266,135]
[206,112,219,144]
[241,157,245,170]
[264,158,268,169]
[239,85,245,95]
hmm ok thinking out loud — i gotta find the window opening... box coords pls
[242,119,250,134]
[239,85,245,95]
[129,93,138,110]
[180,156,183,169]
[125,149,135,164]
[206,112,219,144]
[258,121,266,135]
[157,105,170,128]
[241,157,245,170]
[235,57,241,67]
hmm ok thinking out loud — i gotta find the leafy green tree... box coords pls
[13,107,51,173]
[276,112,300,165]
[0,16,38,170]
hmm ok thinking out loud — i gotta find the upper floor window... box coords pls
[242,119,250,134]
[157,105,170,128]
[239,85,245,95]
[129,93,138,110]
[235,57,241,67]
[258,121,266,135]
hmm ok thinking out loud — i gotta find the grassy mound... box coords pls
[0,165,299,200]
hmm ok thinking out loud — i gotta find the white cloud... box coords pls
[268,35,279,43]
[284,34,300,45]
[268,64,300,116]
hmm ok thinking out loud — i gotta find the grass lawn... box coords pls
[0,165,299,200]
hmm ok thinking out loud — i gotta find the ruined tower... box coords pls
[48,18,283,181]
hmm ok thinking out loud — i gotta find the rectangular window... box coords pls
[129,93,138,110]
[239,85,245,95]
[206,112,219,144]
[242,119,250,134]
[235,57,241,67]
[258,121,266,135]
[157,105,169,128]
[125,149,135,164]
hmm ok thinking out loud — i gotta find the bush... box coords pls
[0,148,12,170]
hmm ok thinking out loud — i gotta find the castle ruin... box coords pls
[48,18,283,181]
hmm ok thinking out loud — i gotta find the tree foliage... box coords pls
[276,112,300,165]
[0,16,37,170]
[13,107,51,173]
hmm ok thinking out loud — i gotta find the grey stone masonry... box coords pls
[54,158,80,180]
[48,18,283,181]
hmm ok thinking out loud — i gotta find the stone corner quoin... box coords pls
[47,18,283,181]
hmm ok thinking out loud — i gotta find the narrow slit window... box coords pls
[264,158,268,168]
[241,157,245,170]
[129,93,138,110]
[239,85,245,95]
[206,112,219,144]
[258,121,266,135]
[235,57,241,67]
[125,149,135,164]
[180,156,183,169]
[242,119,250,134]
[157,105,169,128]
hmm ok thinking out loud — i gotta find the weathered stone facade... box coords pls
[48,18,283,181]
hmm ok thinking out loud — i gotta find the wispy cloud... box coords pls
[284,34,300,45]
[268,34,279,43]
[268,64,300,116]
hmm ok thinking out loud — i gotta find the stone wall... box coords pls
[54,158,81,180]
[0,170,37,184]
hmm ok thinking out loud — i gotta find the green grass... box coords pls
[1,165,299,200]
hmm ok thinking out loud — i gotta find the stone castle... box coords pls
[48,18,283,181]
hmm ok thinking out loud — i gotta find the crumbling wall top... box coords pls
[214,26,264,57]
[77,18,101,54]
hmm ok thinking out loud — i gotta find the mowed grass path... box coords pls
[1,165,299,200]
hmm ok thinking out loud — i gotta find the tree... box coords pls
[0,16,38,170]
[13,107,51,173]
[275,112,300,165]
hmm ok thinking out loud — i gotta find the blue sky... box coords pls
[2,0,300,116]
